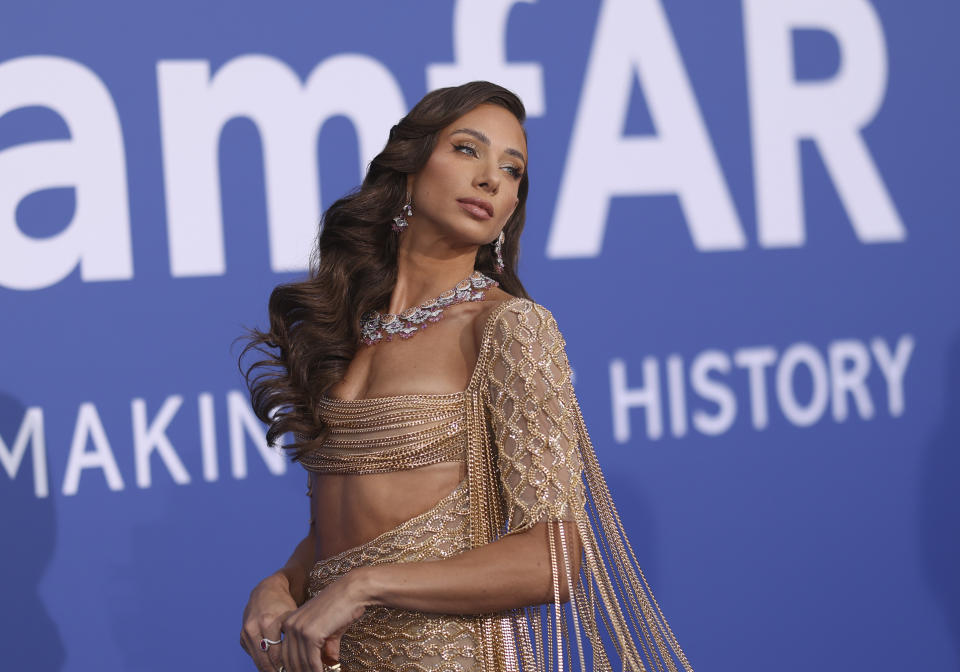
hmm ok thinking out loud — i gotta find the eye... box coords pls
[502,164,523,179]
[453,142,478,157]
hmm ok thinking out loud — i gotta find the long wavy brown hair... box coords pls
[240,81,532,460]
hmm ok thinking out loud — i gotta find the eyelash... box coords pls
[453,143,523,180]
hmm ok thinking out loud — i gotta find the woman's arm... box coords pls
[354,518,582,613]
[278,518,582,671]
[241,479,318,671]
[241,525,316,671]
[271,524,317,606]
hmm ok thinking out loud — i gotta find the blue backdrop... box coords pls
[2,1,958,670]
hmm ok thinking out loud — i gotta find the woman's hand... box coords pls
[240,572,298,672]
[279,568,370,672]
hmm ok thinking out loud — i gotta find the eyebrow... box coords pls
[449,127,527,165]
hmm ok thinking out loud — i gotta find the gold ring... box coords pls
[326,664,341,671]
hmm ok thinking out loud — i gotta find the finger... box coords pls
[307,640,326,672]
[280,631,293,672]
[266,642,284,672]
[294,628,313,672]
[240,632,268,671]
[257,615,288,671]
[281,619,299,672]
[293,624,316,672]
[321,636,341,668]
[251,631,282,671]
[252,645,274,672]
[241,620,276,672]
[240,624,258,657]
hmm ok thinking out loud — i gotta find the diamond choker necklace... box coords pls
[360,271,498,346]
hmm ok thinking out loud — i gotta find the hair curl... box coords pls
[240,81,531,460]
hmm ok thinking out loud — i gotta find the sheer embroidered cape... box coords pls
[454,297,692,671]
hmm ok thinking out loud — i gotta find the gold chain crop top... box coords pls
[299,391,467,474]
[294,297,695,672]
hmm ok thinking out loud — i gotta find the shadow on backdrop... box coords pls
[0,391,64,671]
[920,334,960,666]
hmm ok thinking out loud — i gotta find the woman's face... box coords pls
[407,103,527,246]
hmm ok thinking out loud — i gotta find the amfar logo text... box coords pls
[0,0,905,291]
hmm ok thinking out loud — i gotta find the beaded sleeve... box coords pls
[481,299,695,672]
[485,300,585,533]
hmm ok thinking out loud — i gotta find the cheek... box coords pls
[416,160,457,201]
[502,188,520,217]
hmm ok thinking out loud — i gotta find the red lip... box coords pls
[457,198,494,218]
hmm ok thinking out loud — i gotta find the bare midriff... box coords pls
[311,461,467,561]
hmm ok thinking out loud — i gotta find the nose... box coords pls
[473,160,500,194]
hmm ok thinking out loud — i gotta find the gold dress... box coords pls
[301,297,694,672]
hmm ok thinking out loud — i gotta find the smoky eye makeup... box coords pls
[451,132,525,178]
[502,164,523,179]
[453,141,479,156]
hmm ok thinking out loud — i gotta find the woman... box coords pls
[239,81,694,672]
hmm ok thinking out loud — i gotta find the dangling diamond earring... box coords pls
[493,231,505,272]
[392,198,413,233]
